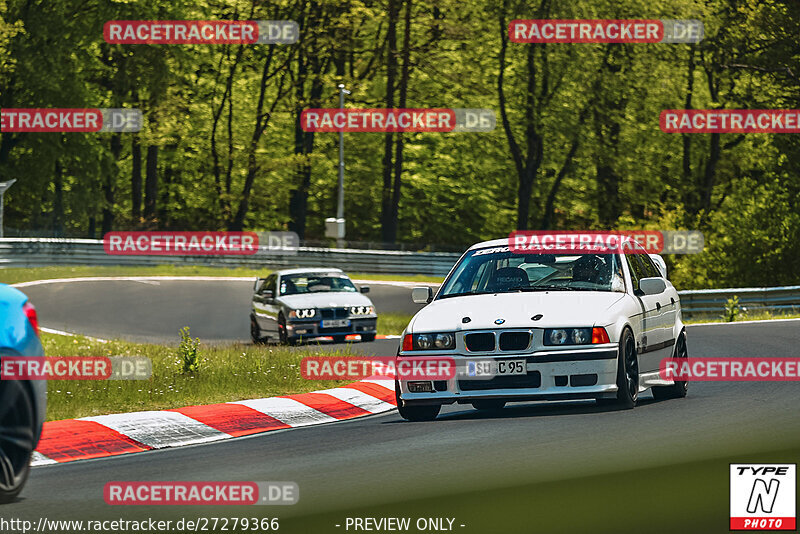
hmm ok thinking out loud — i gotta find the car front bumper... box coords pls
[286,317,377,339]
[397,346,619,405]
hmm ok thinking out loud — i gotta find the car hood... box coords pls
[277,291,373,309]
[409,291,626,332]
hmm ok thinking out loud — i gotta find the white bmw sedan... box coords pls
[396,238,688,421]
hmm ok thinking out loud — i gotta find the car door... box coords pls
[625,253,662,372]
[253,274,279,336]
[642,253,679,358]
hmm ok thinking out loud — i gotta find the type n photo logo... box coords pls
[730,464,796,530]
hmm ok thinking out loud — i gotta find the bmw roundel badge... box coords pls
[494,318,505,325]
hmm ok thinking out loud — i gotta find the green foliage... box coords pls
[0,0,799,288]
[723,296,740,322]
[177,326,200,374]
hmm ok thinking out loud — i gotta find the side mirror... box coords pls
[261,289,274,299]
[360,285,370,294]
[411,286,433,304]
[639,277,666,296]
[254,277,265,292]
[649,254,667,279]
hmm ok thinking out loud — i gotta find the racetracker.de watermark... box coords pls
[1,356,151,380]
[103,231,243,255]
[0,108,142,132]
[509,19,703,43]
[661,110,800,133]
[660,358,800,381]
[301,356,456,380]
[104,481,298,505]
[104,20,298,44]
[301,108,496,132]
[508,230,704,254]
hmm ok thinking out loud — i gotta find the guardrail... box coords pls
[0,238,797,318]
[0,238,461,277]
[678,286,800,319]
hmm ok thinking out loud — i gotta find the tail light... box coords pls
[23,302,40,337]
[402,334,413,351]
[591,327,610,344]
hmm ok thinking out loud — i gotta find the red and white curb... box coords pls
[31,379,396,466]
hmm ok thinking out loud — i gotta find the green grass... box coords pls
[40,332,359,422]
[377,313,413,335]
[685,309,800,324]
[0,265,443,286]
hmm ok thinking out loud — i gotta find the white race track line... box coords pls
[11,276,438,289]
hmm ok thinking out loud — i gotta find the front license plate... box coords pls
[322,319,350,328]
[496,359,527,375]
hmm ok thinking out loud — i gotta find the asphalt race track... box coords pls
[20,278,427,344]
[8,279,800,531]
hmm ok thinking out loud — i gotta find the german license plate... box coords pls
[322,319,350,328]
[496,359,526,375]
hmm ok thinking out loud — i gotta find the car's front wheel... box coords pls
[652,330,689,400]
[0,380,35,504]
[398,404,441,421]
[395,381,440,421]
[278,315,296,346]
[600,328,638,409]
[471,400,506,411]
[250,315,264,344]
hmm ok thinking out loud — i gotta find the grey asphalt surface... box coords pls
[20,279,428,344]
[7,319,800,529]
[8,279,800,531]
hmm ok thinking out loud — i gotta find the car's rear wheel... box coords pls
[600,328,638,409]
[395,380,441,421]
[471,400,506,411]
[0,381,35,504]
[360,333,376,342]
[652,331,689,400]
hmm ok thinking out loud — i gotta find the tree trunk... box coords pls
[386,0,412,244]
[380,0,399,242]
[53,160,64,236]
[144,145,158,222]
[103,133,121,235]
[131,137,142,222]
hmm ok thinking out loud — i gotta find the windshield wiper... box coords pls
[509,285,580,291]
[438,291,493,299]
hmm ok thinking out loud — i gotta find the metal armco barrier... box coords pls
[0,238,461,277]
[1,238,798,317]
[677,285,800,319]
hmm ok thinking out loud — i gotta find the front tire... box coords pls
[0,381,35,504]
[395,380,441,421]
[278,315,296,346]
[601,328,638,409]
[250,315,264,344]
[652,331,689,400]
[472,400,506,411]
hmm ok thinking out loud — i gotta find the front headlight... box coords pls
[349,306,374,316]
[544,328,592,346]
[289,308,316,319]
[402,332,456,351]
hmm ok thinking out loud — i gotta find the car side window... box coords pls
[262,275,276,296]
[625,254,644,292]
[640,254,661,279]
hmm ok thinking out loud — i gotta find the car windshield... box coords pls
[438,247,624,298]
[279,273,358,295]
